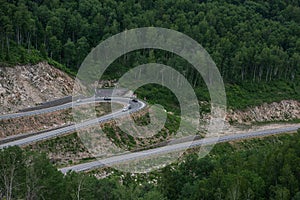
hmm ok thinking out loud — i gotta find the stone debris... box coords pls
[227,100,300,124]
[0,62,83,114]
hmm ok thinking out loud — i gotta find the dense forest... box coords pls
[1,1,300,199]
[0,0,299,84]
[1,131,300,200]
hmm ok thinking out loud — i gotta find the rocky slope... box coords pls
[227,100,300,124]
[0,102,120,138]
[1,62,299,167]
[1,62,298,123]
[0,62,82,114]
[197,99,300,135]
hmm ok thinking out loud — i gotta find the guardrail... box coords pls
[0,98,147,148]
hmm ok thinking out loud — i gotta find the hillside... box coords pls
[0,62,82,114]
[0,0,299,112]
[1,130,300,199]
[0,0,299,199]
[0,62,299,139]
[0,0,299,84]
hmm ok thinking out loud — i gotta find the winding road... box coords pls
[59,124,300,173]
[0,97,146,148]
[0,96,299,173]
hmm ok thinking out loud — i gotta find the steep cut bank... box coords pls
[0,62,82,114]
[0,62,299,133]
[227,100,300,124]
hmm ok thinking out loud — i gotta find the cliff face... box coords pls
[0,62,299,125]
[227,100,300,124]
[0,62,82,114]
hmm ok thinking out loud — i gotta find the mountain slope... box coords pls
[0,62,82,114]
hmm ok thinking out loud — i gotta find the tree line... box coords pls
[0,0,299,83]
[1,130,300,199]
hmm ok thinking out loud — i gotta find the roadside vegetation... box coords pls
[0,0,299,199]
[27,132,93,167]
[1,130,300,199]
[26,109,181,167]
[0,102,120,137]
[0,0,299,110]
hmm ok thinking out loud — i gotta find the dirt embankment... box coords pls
[28,100,300,167]
[0,109,72,138]
[0,62,299,166]
[226,100,300,124]
[0,102,119,138]
[0,62,83,114]
[0,62,123,138]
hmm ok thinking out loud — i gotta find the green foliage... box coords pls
[0,1,300,198]
[0,42,44,66]
[46,58,77,77]
[0,146,64,200]
[0,146,165,200]
[0,0,299,109]
[159,130,300,200]
[226,80,300,109]
[103,124,137,149]
[0,0,299,83]
[1,131,300,199]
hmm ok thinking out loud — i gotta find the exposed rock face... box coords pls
[0,102,117,138]
[198,100,300,134]
[0,62,299,131]
[0,62,82,114]
[0,109,71,138]
[227,100,300,124]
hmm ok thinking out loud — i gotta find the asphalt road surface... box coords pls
[1,96,299,173]
[0,97,146,148]
[0,96,132,120]
[59,124,300,173]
